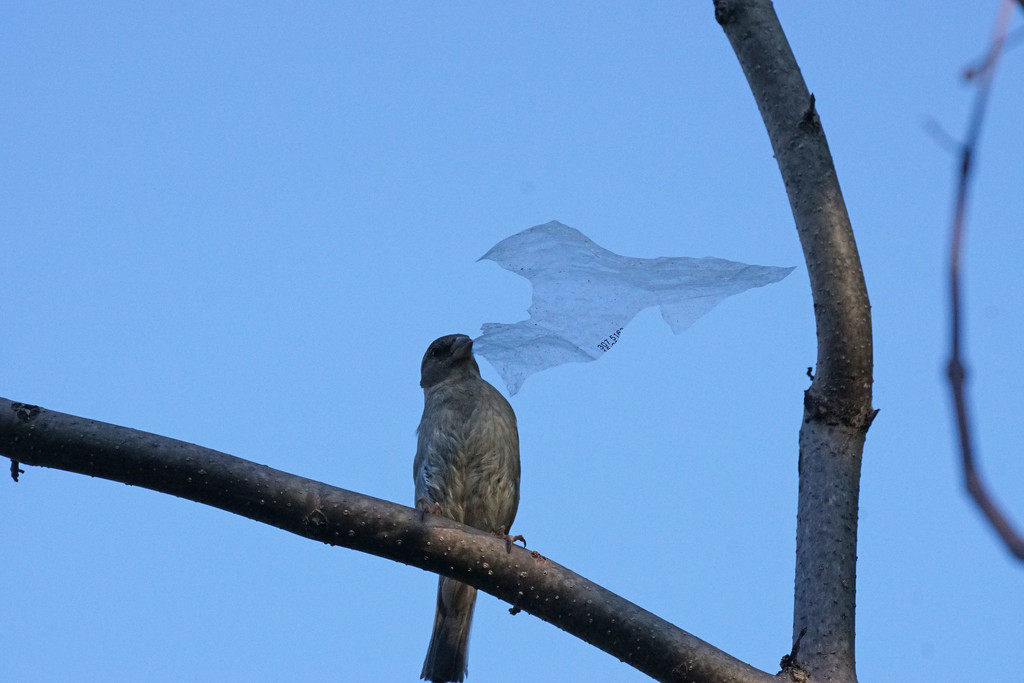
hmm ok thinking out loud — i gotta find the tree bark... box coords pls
[0,397,776,683]
[714,2,875,682]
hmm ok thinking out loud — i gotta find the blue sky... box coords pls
[3,3,1022,681]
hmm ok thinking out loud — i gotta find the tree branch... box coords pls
[0,397,776,683]
[946,0,1024,561]
[714,2,874,681]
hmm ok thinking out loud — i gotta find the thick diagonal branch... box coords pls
[715,2,874,681]
[0,397,775,683]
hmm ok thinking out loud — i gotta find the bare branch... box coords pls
[0,397,778,683]
[714,1,874,681]
[946,0,1024,561]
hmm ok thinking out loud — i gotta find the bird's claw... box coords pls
[492,526,526,552]
[416,498,442,521]
[504,533,526,553]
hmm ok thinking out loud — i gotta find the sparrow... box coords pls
[414,334,521,683]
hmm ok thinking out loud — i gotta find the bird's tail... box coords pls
[421,577,477,683]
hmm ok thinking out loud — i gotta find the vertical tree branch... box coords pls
[946,0,1024,561]
[714,2,874,681]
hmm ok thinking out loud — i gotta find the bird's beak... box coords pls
[451,335,474,360]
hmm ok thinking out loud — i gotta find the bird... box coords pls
[414,333,521,683]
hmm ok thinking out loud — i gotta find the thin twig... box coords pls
[946,0,1024,561]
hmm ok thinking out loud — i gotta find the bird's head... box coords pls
[420,334,481,389]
